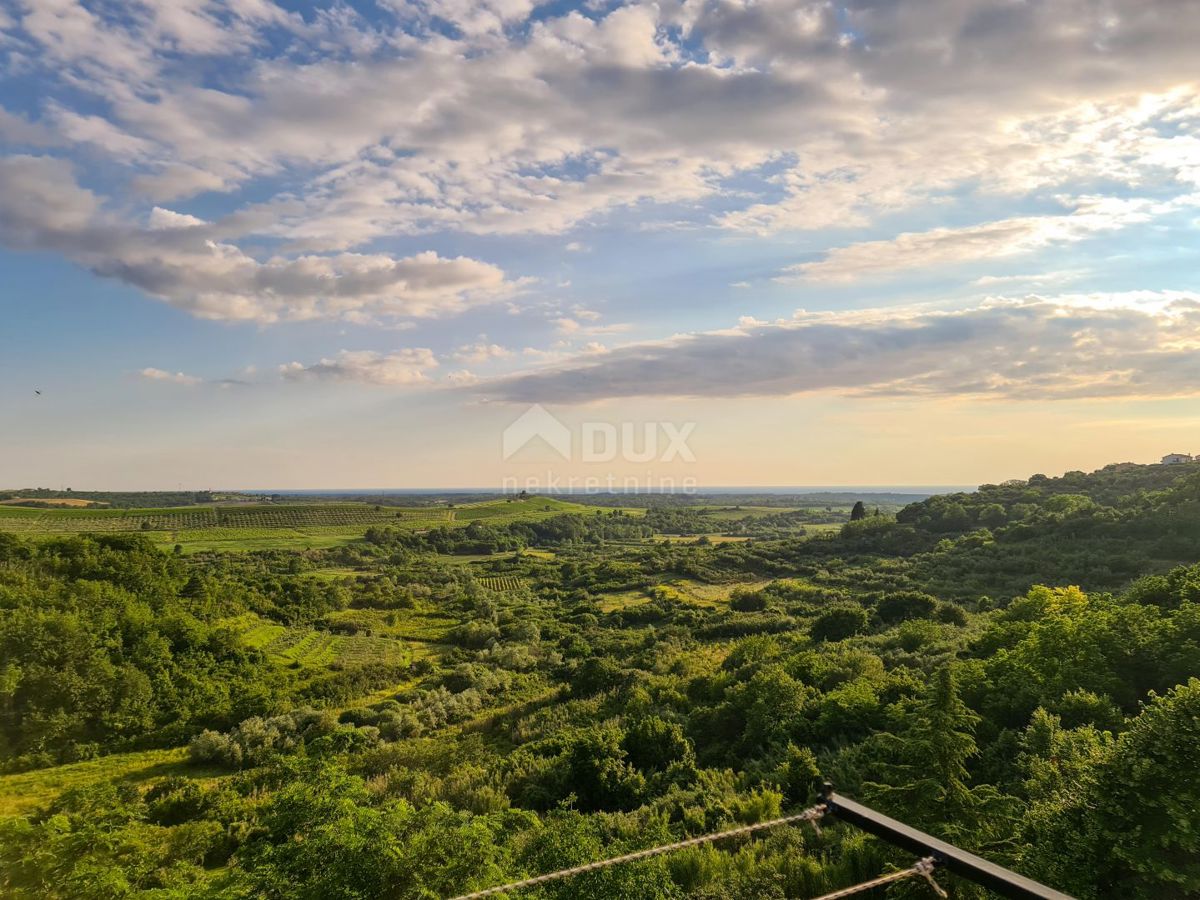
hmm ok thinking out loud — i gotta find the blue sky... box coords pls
[2,0,1200,489]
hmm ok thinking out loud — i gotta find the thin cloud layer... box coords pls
[780,198,1176,284]
[476,295,1200,403]
[0,156,513,323]
[279,349,438,385]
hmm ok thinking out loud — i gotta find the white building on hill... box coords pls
[1161,453,1194,465]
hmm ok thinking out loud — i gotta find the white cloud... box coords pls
[3,0,1200,324]
[0,107,60,147]
[444,369,479,386]
[132,164,235,201]
[139,367,201,385]
[550,311,630,337]
[453,341,513,364]
[0,156,516,323]
[779,198,1173,283]
[279,349,438,385]
[148,206,208,230]
[403,0,544,36]
[475,293,1200,403]
[553,316,581,334]
[8,0,1198,254]
[972,270,1090,288]
[48,104,157,160]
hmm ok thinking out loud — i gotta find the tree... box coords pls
[623,716,695,774]
[730,589,768,612]
[979,503,1007,528]
[810,605,868,642]
[564,725,646,811]
[850,501,867,521]
[863,667,1015,846]
[236,758,514,899]
[1020,679,1200,899]
[876,591,937,625]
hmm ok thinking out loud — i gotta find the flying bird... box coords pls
[34,390,41,395]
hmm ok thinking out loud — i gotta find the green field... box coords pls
[231,614,412,667]
[0,748,199,818]
[0,496,604,552]
[0,502,447,533]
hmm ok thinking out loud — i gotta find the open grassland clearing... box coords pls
[317,606,458,646]
[236,616,287,651]
[650,578,773,607]
[0,748,206,818]
[670,578,773,604]
[596,578,768,612]
[302,566,367,580]
[232,615,410,668]
[692,504,803,520]
[802,522,845,535]
[387,607,457,644]
[596,589,652,612]
[456,497,599,522]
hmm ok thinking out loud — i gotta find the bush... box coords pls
[730,589,768,612]
[810,605,869,642]
[876,591,937,624]
[935,602,968,626]
[572,656,626,696]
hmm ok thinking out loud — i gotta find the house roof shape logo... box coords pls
[502,404,571,460]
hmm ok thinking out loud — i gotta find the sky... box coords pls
[2,0,1200,490]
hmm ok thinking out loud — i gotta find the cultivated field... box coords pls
[0,496,601,551]
[477,575,526,591]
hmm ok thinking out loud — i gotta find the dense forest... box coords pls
[1,463,1199,898]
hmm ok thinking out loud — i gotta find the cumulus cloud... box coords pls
[279,349,438,385]
[139,367,201,385]
[444,369,480,386]
[475,294,1200,403]
[553,317,582,334]
[453,341,513,364]
[4,0,1200,356]
[0,155,515,323]
[5,0,1199,253]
